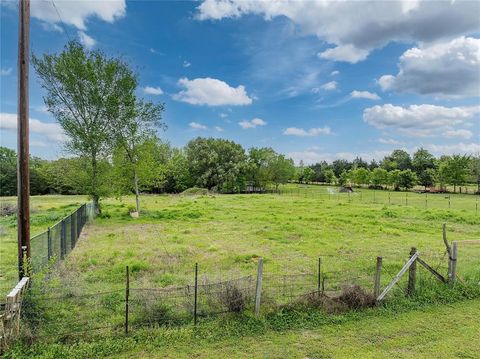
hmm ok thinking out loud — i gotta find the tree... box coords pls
[0,147,17,196]
[388,169,402,190]
[302,167,316,184]
[111,99,165,213]
[323,169,337,184]
[338,170,350,187]
[471,154,480,193]
[381,149,412,171]
[32,41,136,212]
[247,147,276,189]
[418,168,437,189]
[438,155,471,192]
[351,167,370,187]
[270,155,295,190]
[332,159,352,177]
[412,148,436,188]
[370,167,388,188]
[398,169,417,190]
[185,137,247,192]
[164,148,192,193]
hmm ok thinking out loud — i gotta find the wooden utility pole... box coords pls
[17,0,30,279]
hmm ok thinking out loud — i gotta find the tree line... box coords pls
[298,149,480,193]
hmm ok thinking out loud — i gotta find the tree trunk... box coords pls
[91,156,101,214]
[134,169,140,214]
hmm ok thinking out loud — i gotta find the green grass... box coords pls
[1,186,479,358]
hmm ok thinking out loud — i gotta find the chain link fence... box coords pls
[29,203,95,273]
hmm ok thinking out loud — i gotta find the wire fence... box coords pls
[15,244,479,343]
[29,203,95,273]
[277,185,479,213]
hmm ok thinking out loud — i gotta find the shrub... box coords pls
[180,187,209,196]
[218,284,247,313]
[0,203,17,216]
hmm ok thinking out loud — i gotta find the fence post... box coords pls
[255,258,263,316]
[373,189,376,203]
[47,227,52,260]
[317,257,321,294]
[425,193,427,208]
[60,220,66,260]
[194,263,198,326]
[388,191,391,205]
[70,213,75,249]
[374,256,382,299]
[406,247,417,296]
[450,241,458,283]
[405,192,408,206]
[125,265,129,334]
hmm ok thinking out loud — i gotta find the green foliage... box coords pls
[438,154,471,192]
[397,169,418,190]
[350,167,370,186]
[370,167,388,187]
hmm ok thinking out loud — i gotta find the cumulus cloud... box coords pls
[196,0,480,62]
[283,126,331,137]
[350,90,380,100]
[0,113,66,142]
[426,142,480,155]
[31,0,126,31]
[378,138,404,145]
[378,37,480,97]
[0,67,12,76]
[287,150,390,165]
[143,86,163,95]
[238,118,266,129]
[363,104,480,137]
[78,31,96,49]
[173,77,253,106]
[318,45,369,63]
[219,113,228,118]
[189,122,207,130]
[443,129,473,139]
[215,126,224,132]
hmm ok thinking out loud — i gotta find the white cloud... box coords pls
[173,77,253,106]
[196,1,480,62]
[378,138,404,145]
[444,129,473,139]
[287,150,390,165]
[312,81,337,93]
[143,86,163,95]
[183,60,191,68]
[0,67,12,76]
[0,113,66,142]
[363,104,480,137]
[149,48,163,55]
[239,118,267,129]
[219,113,228,118]
[32,105,50,114]
[318,45,369,64]
[189,122,207,130]
[215,126,224,132]
[31,0,126,31]
[378,37,480,97]
[283,126,331,137]
[426,142,480,156]
[78,31,96,49]
[350,90,380,100]
[330,70,339,76]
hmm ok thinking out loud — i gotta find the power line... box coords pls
[49,0,74,43]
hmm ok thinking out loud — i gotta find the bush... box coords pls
[337,285,376,310]
[218,284,247,313]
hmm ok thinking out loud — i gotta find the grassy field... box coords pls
[1,185,479,358]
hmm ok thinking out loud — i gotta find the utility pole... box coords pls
[17,0,30,279]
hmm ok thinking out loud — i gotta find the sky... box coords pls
[0,0,479,164]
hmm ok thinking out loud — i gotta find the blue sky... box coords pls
[1,0,479,163]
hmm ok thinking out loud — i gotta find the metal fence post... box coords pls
[255,258,264,316]
[60,220,66,260]
[374,256,382,299]
[450,241,458,283]
[405,192,408,206]
[317,257,321,294]
[406,247,417,296]
[47,227,52,260]
[194,263,198,326]
[125,265,129,334]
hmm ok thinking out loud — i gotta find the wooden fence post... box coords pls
[125,266,129,334]
[406,247,417,296]
[374,256,382,299]
[194,263,198,326]
[450,241,457,282]
[255,258,263,316]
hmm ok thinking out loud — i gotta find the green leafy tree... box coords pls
[302,167,316,184]
[323,168,337,184]
[370,167,388,188]
[398,169,418,190]
[32,41,137,212]
[247,147,276,189]
[417,168,437,189]
[438,155,471,192]
[0,147,17,196]
[388,169,402,190]
[270,155,295,190]
[381,149,412,171]
[412,148,436,188]
[185,137,247,192]
[338,170,350,187]
[351,167,370,187]
[164,148,192,193]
